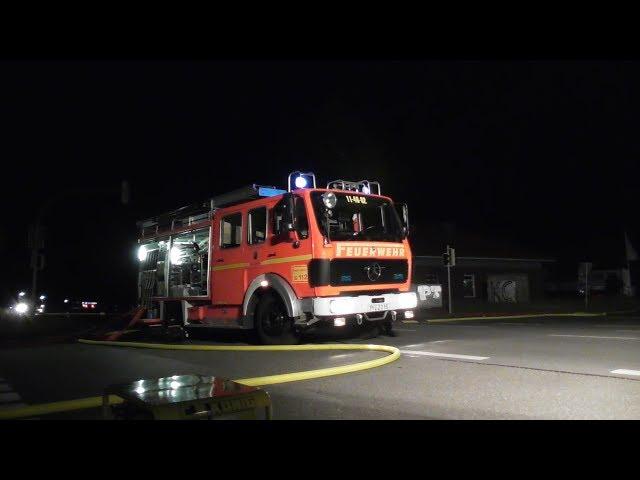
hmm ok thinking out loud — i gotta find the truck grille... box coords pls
[309,259,408,287]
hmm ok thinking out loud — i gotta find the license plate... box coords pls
[369,303,388,312]
[212,397,257,415]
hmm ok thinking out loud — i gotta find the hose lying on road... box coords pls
[0,340,400,420]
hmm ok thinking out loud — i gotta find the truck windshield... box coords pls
[310,191,403,242]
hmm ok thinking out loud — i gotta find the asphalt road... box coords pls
[2,314,640,419]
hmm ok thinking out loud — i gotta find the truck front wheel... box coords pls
[255,293,300,345]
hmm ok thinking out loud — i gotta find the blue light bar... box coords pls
[258,187,287,197]
[288,171,316,192]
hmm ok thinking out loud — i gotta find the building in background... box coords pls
[409,224,640,311]
[409,223,555,309]
[413,255,554,307]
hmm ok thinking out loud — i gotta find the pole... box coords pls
[26,182,129,307]
[446,245,453,314]
[585,265,589,311]
[31,246,38,306]
[30,221,42,307]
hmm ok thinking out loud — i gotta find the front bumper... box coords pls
[312,292,418,317]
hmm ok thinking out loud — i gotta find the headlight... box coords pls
[329,298,353,315]
[322,192,337,209]
[398,293,418,309]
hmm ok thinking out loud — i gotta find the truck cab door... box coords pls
[266,194,313,295]
[211,211,246,306]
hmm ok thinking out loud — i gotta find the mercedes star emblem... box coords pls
[364,262,384,281]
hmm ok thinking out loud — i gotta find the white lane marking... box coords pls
[448,325,489,328]
[401,343,429,349]
[500,322,543,326]
[610,369,640,376]
[595,325,640,328]
[400,350,490,361]
[549,334,640,341]
[329,353,356,359]
[0,402,28,411]
[429,340,453,344]
[0,392,21,402]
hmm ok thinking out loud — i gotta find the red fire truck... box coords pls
[136,171,417,344]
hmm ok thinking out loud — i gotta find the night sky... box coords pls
[1,61,639,306]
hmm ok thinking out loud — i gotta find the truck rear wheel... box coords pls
[255,293,300,345]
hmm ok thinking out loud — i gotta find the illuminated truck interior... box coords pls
[138,228,210,310]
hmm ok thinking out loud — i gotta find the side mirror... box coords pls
[396,202,410,238]
[284,193,297,231]
[273,194,297,239]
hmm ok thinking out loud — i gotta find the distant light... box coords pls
[334,317,346,327]
[260,280,269,288]
[404,310,414,319]
[36,308,43,313]
[40,304,45,309]
[137,245,147,262]
[15,302,28,314]
[135,387,146,394]
[39,295,46,301]
[170,381,180,389]
[18,292,26,297]
[295,176,307,188]
[64,299,69,304]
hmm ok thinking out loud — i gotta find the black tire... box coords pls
[255,293,300,345]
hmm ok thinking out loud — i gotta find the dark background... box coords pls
[1,61,638,307]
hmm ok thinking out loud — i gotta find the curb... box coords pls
[423,312,609,324]
[411,307,640,324]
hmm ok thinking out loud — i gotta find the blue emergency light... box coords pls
[288,171,316,192]
[258,186,287,197]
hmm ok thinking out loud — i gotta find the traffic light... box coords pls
[443,246,456,267]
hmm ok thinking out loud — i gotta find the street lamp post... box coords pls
[28,181,130,308]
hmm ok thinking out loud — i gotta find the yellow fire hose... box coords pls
[0,340,400,420]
